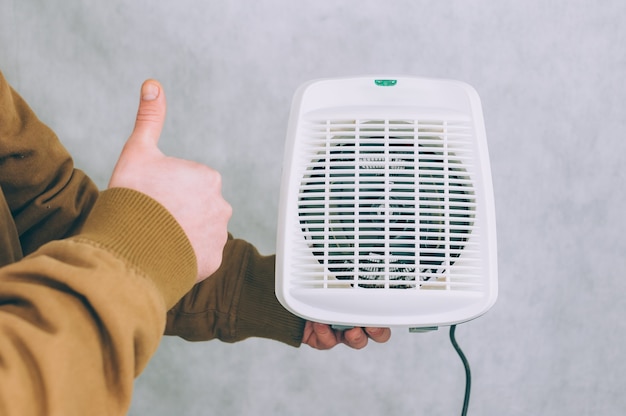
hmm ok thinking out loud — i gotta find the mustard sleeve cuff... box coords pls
[74,188,197,309]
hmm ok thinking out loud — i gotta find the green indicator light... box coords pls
[374,79,397,86]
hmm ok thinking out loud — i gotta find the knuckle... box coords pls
[367,328,390,342]
[209,169,222,186]
[351,339,367,349]
[346,329,367,349]
[197,165,222,186]
[320,339,336,350]
[135,105,162,124]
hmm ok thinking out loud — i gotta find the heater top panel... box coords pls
[276,77,497,328]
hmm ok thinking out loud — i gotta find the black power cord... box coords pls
[449,325,471,416]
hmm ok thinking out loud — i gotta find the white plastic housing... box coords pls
[276,76,497,328]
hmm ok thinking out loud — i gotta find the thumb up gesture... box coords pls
[108,80,231,282]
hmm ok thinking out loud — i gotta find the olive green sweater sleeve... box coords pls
[0,187,197,416]
[165,235,306,347]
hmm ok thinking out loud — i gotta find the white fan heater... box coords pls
[276,76,497,330]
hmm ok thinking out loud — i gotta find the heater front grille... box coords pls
[293,117,484,292]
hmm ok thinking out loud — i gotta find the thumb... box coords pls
[127,79,166,150]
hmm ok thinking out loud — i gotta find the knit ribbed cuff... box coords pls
[75,188,197,309]
[236,252,306,347]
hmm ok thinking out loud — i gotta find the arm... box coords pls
[0,79,230,414]
[0,71,304,349]
[0,188,197,415]
[166,235,392,349]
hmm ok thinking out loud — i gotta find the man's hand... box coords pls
[108,80,232,282]
[302,322,391,350]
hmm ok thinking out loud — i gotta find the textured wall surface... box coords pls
[1,1,624,415]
